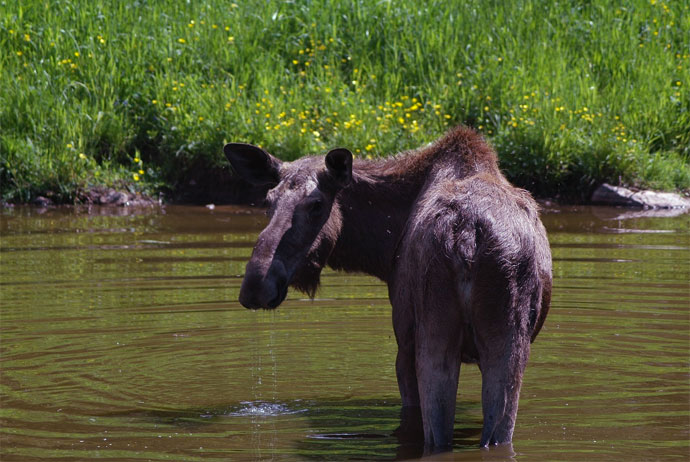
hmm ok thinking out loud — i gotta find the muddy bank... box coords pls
[25,186,161,208]
[170,167,271,207]
[3,175,689,212]
[2,170,269,209]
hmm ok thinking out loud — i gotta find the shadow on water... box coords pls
[287,400,500,462]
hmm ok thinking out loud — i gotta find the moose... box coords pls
[224,125,552,450]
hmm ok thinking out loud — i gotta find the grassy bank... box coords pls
[2,0,689,203]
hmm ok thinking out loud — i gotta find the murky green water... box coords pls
[1,204,688,461]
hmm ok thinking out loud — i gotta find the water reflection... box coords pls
[0,205,688,461]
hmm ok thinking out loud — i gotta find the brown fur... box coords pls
[224,125,552,451]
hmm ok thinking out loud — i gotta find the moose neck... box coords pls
[326,159,427,282]
[325,126,501,282]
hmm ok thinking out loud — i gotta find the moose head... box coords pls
[224,143,353,309]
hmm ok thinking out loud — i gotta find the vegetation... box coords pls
[1,0,689,203]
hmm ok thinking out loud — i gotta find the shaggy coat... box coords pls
[224,126,552,450]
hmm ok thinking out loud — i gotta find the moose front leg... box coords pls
[393,302,419,408]
[414,307,463,450]
[392,301,423,440]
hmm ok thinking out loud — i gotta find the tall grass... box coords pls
[1,0,688,202]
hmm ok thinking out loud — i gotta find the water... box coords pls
[1,204,688,461]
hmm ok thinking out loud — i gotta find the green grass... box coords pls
[1,0,689,203]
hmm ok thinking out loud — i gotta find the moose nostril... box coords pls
[238,271,267,309]
[266,281,288,309]
[262,260,288,309]
[267,295,281,309]
[238,288,260,310]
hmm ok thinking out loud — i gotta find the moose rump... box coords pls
[224,125,552,451]
[390,172,551,448]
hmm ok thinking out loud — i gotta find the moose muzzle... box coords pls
[238,259,289,309]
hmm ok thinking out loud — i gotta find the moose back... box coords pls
[224,126,552,450]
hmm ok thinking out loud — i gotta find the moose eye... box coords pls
[262,198,277,217]
[307,199,323,216]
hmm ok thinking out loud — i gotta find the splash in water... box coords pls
[226,401,308,417]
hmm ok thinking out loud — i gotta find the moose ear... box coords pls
[224,143,282,186]
[325,148,353,187]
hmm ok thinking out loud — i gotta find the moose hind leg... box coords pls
[478,335,530,447]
